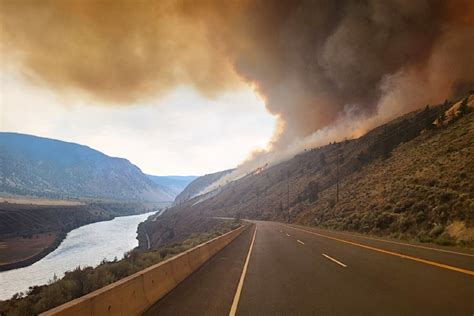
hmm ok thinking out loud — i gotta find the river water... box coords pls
[0,211,155,300]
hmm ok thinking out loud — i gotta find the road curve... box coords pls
[144,221,474,315]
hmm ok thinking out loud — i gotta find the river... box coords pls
[0,211,155,300]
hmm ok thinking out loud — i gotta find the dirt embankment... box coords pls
[0,232,66,271]
[136,212,235,251]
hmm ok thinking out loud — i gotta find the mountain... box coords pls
[139,94,474,249]
[0,133,170,202]
[173,169,234,205]
[146,175,197,201]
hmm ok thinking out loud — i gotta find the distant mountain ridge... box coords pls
[146,175,197,201]
[0,133,170,202]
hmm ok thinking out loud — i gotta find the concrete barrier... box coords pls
[41,224,248,316]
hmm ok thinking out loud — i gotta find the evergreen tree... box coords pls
[459,96,469,115]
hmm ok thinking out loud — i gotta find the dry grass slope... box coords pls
[297,107,474,246]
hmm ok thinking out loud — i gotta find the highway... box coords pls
[144,221,474,315]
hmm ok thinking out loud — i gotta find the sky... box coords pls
[0,68,276,176]
[0,1,472,178]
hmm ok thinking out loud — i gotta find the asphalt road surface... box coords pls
[144,221,474,316]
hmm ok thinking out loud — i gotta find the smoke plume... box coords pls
[0,0,242,103]
[1,0,473,159]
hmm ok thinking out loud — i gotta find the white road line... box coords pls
[297,240,305,245]
[286,225,474,277]
[322,253,347,267]
[288,225,474,258]
[286,233,290,237]
[229,226,257,316]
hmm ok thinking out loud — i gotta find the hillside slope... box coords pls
[295,103,474,244]
[146,175,197,200]
[0,133,169,202]
[140,95,474,248]
[173,169,233,205]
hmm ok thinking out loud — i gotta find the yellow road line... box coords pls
[229,225,257,316]
[309,227,474,257]
[285,225,474,277]
[322,254,347,267]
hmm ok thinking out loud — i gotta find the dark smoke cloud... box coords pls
[1,0,473,149]
[0,0,242,103]
[204,0,473,147]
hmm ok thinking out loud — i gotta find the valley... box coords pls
[1,95,472,315]
[2,2,473,314]
[0,133,190,271]
[0,201,165,271]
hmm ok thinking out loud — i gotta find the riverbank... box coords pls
[0,211,159,301]
[0,201,167,271]
[0,219,239,315]
[0,232,65,271]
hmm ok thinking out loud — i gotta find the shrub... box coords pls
[440,191,455,203]
[430,224,444,237]
[434,237,454,246]
[376,212,396,229]
[397,216,412,232]
[415,211,426,224]
[412,202,428,213]
[418,235,433,243]
[328,198,336,209]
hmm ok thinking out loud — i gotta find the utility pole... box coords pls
[287,170,290,213]
[336,159,339,203]
[336,148,343,204]
[256,188,260,212]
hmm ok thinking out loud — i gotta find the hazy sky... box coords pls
[0,68,276,176]
[1,1,471,177]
